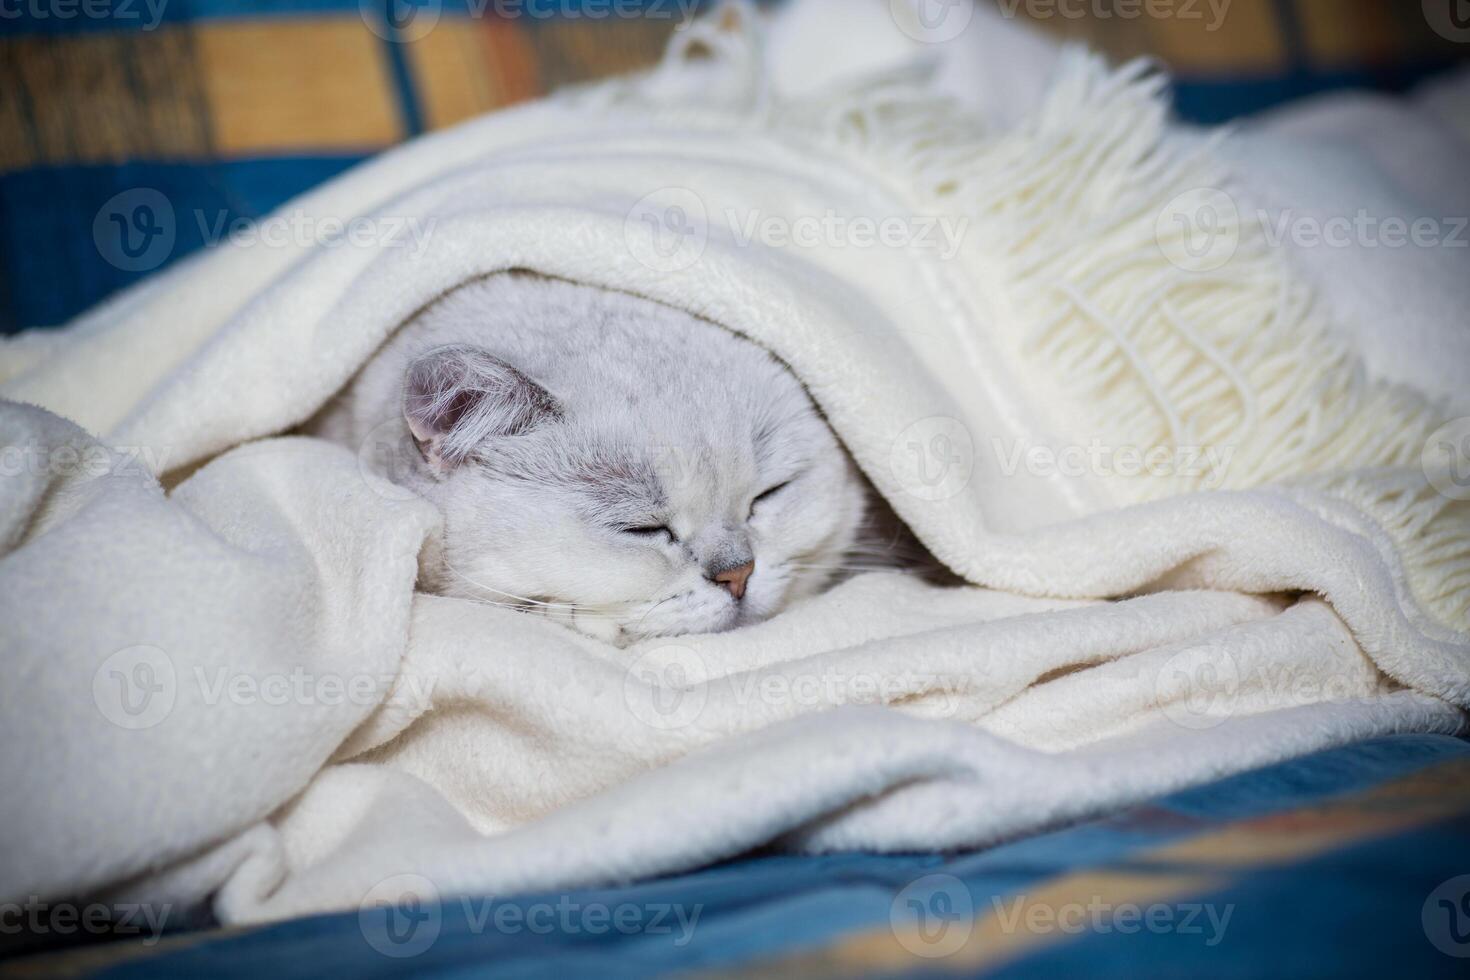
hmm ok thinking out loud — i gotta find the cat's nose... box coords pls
[711,560,755,601]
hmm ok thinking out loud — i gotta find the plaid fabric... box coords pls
[1,0,1467,332]
[0,0,686,333]
[6,734,1470,976]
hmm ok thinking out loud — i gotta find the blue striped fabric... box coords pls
[0,158,364,330]
[7,734,1469,977]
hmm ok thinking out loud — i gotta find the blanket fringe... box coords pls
[1301,469,1470,631]
[764,49,1447,503]
[572,1,1463,630]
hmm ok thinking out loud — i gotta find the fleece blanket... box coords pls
[2,3,1467,926]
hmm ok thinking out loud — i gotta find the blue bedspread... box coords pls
[9,734,1469,978]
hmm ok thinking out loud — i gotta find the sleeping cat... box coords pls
[317,272,906,646]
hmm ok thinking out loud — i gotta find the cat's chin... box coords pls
[612,600,745,647]
[498,593,749,647]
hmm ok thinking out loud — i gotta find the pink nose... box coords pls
[713,561,755,601]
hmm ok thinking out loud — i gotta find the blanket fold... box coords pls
[2,2,1465,925]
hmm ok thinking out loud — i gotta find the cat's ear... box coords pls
[402,345,560,475]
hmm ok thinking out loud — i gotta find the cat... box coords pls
[315,271,927,646]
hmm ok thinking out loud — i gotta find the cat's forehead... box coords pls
[564,444,668,521]
[568,426,757,507]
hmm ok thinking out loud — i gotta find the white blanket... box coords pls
[2,3,1467,926]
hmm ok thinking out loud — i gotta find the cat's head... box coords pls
[390,321,867,646]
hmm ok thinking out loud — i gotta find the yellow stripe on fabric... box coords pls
[0,48,38,172]
[0,30,211,173]
[1143,0,1285,73]
[715,757,1470,979]
[483,18,545,111]
[857,871,1221,977]
[1296,0,1401,67]
[1139,757,1470,868]
[407,17,543,132]
[992,0,1283,71]
[526,17,672,90]
[194,17,403,156]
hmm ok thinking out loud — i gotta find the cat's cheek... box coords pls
[738,563,797,624]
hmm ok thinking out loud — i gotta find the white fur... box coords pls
[323,273,869,644]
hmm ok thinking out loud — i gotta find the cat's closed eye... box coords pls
[622,524,676,543]
[749,480,792,518]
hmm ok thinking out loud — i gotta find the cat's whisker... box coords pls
[786,563,911,571]
[440,565,634,620]
[632,593,681,633]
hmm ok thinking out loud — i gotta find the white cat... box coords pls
[317,272,884,645]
